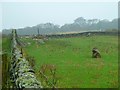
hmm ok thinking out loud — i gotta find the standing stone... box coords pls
[92,47,101,58]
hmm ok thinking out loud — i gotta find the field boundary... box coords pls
[10,29,42,89]
[45,31,119,38]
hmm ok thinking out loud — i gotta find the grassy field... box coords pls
[20,35,118,88]
[1,36,12,88]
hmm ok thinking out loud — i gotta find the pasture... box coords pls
[15,35,119,88]
[1,36,11,88]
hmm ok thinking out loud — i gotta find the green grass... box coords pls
[1,36,12,88]
[22,35,118,88]
[2,36,11,53]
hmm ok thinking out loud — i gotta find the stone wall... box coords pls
[45,31,118,38]
[10,29,42,89]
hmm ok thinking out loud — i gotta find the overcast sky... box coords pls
[0,0,119,31]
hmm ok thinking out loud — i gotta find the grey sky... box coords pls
[1,2,118,30]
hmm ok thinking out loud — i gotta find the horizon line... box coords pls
[2,17,118,30]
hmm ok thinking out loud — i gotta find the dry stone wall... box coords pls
[46,31,118,38]
[10,29,42,89]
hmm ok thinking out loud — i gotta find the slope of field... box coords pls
[22,35,118,88]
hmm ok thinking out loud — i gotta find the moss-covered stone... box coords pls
[10,30,42,89]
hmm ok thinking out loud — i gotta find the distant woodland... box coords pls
[2,17,118,35]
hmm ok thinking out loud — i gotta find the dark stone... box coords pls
[92,47,101,58]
